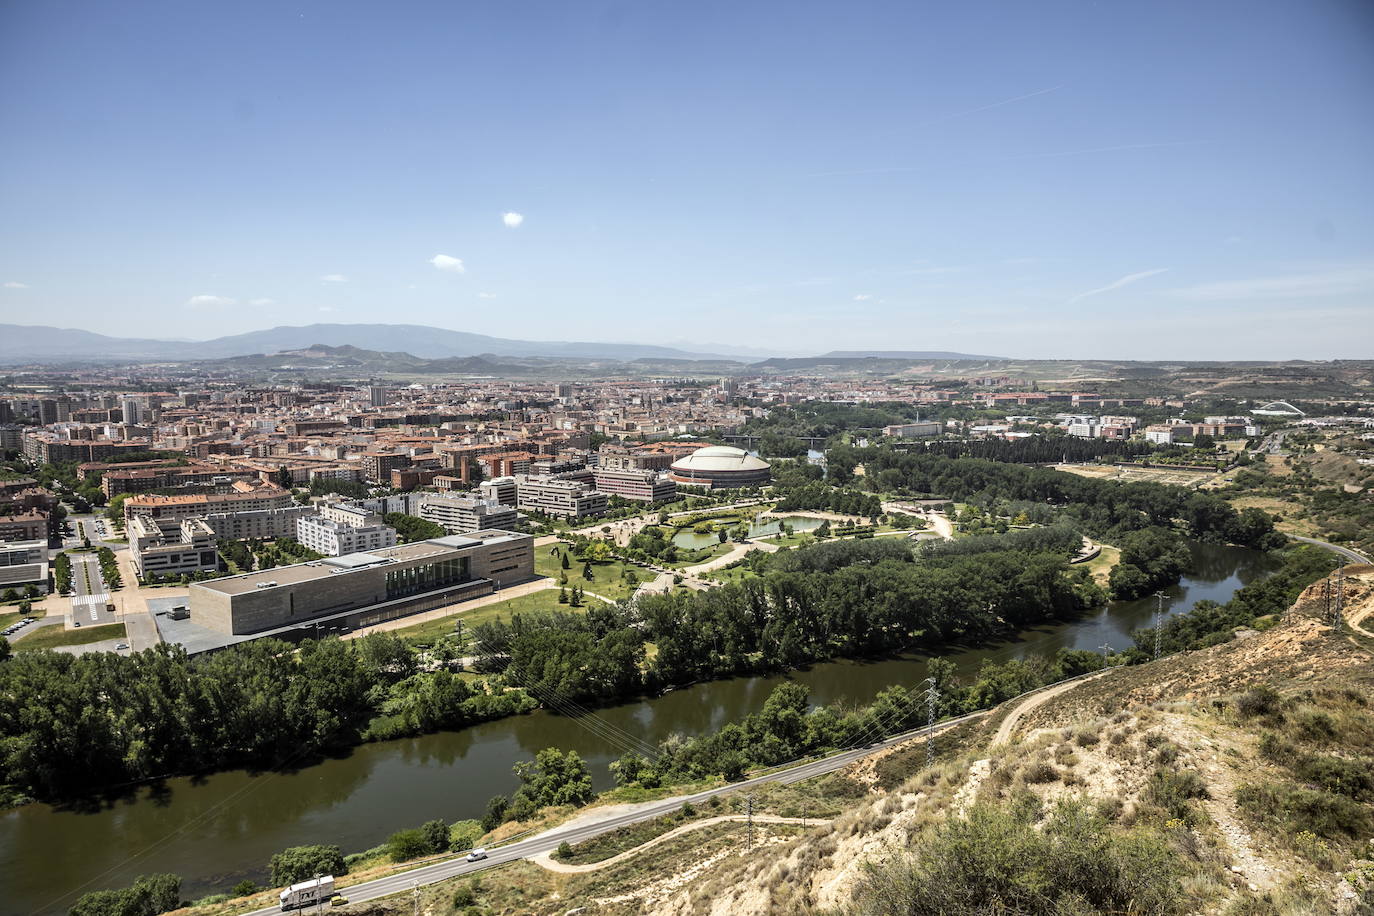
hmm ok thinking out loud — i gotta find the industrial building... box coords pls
[188,530,534,636]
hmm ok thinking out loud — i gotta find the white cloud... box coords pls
[852,294,872,301]
[185,294,237,309]
[478,292,496,299]
[320,274,349,283]
[3,281,29,289]
[1169,267,1374,302]
[248,297,275,306]
[502,212,524,228]
[429,254,466,273]
[1068,268,1169,304]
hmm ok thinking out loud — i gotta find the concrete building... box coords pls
[0,539,48,595]
[668,445,771,490]
[416,492,520,534]
[479,477,518,506]
[1144,426,1176,445]
[515,474,608,519]
[882,421,942,438]
[592,467,677,503]
[295,514,398,556]
[129,515,219,579]
[188,530,534,636]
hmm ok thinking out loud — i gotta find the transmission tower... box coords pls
[921,677,939,769]
[1153,591,1166,661]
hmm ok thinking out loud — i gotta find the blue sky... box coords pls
[1,0,1371,359]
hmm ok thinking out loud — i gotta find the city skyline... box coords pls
[2,0,1372,359]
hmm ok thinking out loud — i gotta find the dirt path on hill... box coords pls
[992,671,1113,745]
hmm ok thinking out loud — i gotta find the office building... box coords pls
[189,530,534,636]
[0,539,49,595]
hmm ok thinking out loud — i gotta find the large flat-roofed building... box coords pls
[514,474,608,519]
[0,511,48,543]
[129,515,219,579]
[188,530,534,636]
[416,492,519,534]
[0,539,49,595]
[592,467,676,503]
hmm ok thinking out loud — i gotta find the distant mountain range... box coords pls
[0,323,1002,366]
[819,349,1005,360]
[0,323,764,364]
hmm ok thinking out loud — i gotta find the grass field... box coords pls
[387,589,588,645]
[1079,544,1121,586]
[534,543,647,600]
[1057,463,1223,489]
[16,622,125,651]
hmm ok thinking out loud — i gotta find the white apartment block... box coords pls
[416,493,519,534]
[514,474,608,519]
[294,515,398,557]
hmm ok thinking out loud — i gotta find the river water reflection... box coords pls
[0,542,1274,912]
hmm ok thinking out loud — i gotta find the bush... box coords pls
[1235,686,1282,719]
[268,844,347,886]
[1237,781,1374,840]
[420,818,451,854]
[449,819,483,852]
[230,879,257,897]
[555,841,574,860]
[452,879,480,907]
[386,828,432,862]
[852,801,1188,915]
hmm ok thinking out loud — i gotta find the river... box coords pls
[0,542,1275,913]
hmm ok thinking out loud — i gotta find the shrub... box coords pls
[386,828,431,862]
[1237,781,1374,840]
[1235,686,1282,719]
[555,841,574,860]
[268,845,347,886]
[230,880,257,897]
[1145,769,1209,825]
[851,801,1188,915]
[420,818,451,854]
[70,874,182,916]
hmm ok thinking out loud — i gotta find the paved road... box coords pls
[69,553,117,628]
[1289,535,1371,567]
[236,708,993,915]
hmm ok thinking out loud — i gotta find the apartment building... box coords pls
[123,481,293,525]
[128,515,219,579]
[514,474,608,519]
[202,504,318,541]
[361,451,411,483]
[416,492,519,534]
[479,477,518,506]
[0,512,48,542]
[295,515,398,556]
[591,467,677,503]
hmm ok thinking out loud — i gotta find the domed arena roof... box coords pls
[670,445,770,473]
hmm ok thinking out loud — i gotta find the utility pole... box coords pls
[1153,591,1166,661]
[1100,642,1113,666]
[746,793,754,851]
[412,880,419,916]
[921,677,939,769]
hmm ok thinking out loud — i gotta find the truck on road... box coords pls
[280,875,335,911]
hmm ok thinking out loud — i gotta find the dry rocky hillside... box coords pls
[308,569,1374,916]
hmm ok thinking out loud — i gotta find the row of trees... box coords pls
[471,537,1104,705]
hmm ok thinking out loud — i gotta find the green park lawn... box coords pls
[533,543,647,600]
[17,622,126,651]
